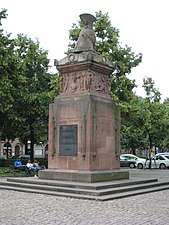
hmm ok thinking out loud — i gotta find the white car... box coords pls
[121,154,146,162]
[136,154,169,169]
[155,152,169,155]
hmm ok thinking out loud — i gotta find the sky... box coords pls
[1,0,169,101]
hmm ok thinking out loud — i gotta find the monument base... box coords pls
[38,169,129,183]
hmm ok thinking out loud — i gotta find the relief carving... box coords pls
[61,71,110,95]
[90,72,110,94]
[60,71,91,93]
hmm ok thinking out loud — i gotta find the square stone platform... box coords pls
[39,169,129,183]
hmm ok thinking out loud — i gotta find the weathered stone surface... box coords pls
[73,13,96,53]
[56,51,114,68]
[46,93,120,172]
[58,60,113,96]
[39,169,129,182]
[39,13,123,183]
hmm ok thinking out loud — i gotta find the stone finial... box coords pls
[73,13,96,53]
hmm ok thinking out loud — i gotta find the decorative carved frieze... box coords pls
[60,70,110,95]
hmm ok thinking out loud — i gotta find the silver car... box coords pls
[136,154,169,169]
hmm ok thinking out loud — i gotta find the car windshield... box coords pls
[164,155,169,159]
[120,156,127,160]
[127,156,137,160]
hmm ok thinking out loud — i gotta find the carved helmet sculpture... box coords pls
[73,13,96,53]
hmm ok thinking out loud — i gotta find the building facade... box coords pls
[0,138,48,159]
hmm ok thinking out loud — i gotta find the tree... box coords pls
[142,77,161,102]
[0,9,21,141]
[0,9,60,159]
[121,77,169,154]
[121,94,148,151]
[158,98,169,149]
[11,34,60,160]
[142,77,161,152]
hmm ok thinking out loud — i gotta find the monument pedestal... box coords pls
[39,169,129,183]
[49,92,120,170]
[38,13,129,182]
[38,51,129,182]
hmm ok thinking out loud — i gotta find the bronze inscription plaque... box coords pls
[59,125,77,156]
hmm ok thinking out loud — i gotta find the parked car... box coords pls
[136,154,169,169]
[121,154,145,161]
[120,155,136,168]
[155,152,169,155]
[18,155,30,160]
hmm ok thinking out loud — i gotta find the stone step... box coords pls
[0,180,168,196]
[6,177,159,190]
[98,184,169,201]
[0,178,169,201]
[0,182,169,201]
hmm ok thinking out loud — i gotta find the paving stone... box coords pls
[0,188,169,224]
[1,169,169,224]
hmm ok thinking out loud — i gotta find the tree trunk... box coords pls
[29,124,35,162]
[148,133,153,169]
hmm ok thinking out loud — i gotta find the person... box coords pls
[26,159,33,169]
[33,159,46,170]
[14,158,30,176]
[26,159,34,176]
[14,158,22,168]
[26,159,44,177]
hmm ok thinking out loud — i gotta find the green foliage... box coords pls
[121,79,169,151]
[0,12,15,112]
[1,9,169,155]
[49,73,60,99]
[0,159,7,167]
[10,34,58,160]
[121,95,148,150]
[142,77,161,102]
[0,9,60,160]
[0,9,21,139]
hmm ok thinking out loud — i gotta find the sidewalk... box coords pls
[128,168,169,181]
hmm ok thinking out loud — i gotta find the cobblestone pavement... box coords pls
[0,169,169,225]
[0,188,169,224]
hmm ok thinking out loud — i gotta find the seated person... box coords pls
[26,159,36,176]
[14,158,30,175]
[26,159,33,169]
[32,159,45,171]
[26,159,44,173]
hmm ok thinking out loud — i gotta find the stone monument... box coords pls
[39,13,129,182]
